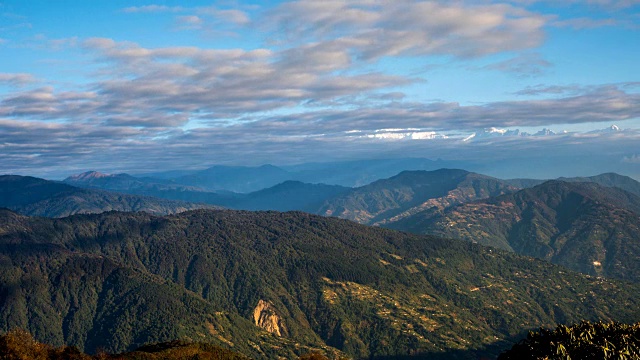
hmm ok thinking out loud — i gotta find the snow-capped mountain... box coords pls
[588,124,622,134]
[463,127,559,142]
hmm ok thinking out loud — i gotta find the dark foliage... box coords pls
[0,329,248,360]
[499,321,640,360]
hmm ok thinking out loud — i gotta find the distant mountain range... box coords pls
[64,168,518,223]
[505,173,640,196]
[9,167,640,285]
[64,171,239,206]
[280,157,462,188]
[172,164,293,193]
[64,172,351,213]
[230,181,350,212]
[83,158,468,193]
[1,209,639,358]
[65,170,204,193]
[388,181,640,283]
[0,175,215,217]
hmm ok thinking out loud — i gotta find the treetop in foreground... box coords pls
[499,321,640,360]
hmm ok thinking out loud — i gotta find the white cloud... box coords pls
[347,128,448,140]
[0,73,36,86]
[175,15,204,30]
[1,1,637,177]
[197,7,250,25]
[0,37,407,127]
[266,1,547,59]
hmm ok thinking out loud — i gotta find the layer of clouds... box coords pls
[4,24,637,132]
[122,4,250,29]
[506,0,639,29]
[2,115,638,179]
[1,0,639,177]
[265,1,546,59]
[0,37,410,127]
[237,84,640,134]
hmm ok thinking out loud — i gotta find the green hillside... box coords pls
[319,169,516,225]
[389,181,640,283]
[1,209,639,358]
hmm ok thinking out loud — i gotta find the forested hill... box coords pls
[504,172,640,196]
[388,180,640,283]
[318,169,516,225]
[0,175,215,217]
[1,208,639,358]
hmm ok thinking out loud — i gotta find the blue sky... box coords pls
[0,0,639,179]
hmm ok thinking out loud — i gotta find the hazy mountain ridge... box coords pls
[65,171,205,192]
[0,175,215,218]
[1,209,639,358]
[174,165,293,193]
[318,169,517,225]
[280,158,459,187]
[64,171,241,207]
[230,181,350,212]
[559,173,640,197]
[64,171,351,212]
[125,158,469,192]
[505,172,640,197]
[388,181,640,283]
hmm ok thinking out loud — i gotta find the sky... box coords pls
[0,0,639,179]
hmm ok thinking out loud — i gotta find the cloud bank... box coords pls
[0,0,638,178]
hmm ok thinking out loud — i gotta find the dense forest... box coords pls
[1,208,639,358]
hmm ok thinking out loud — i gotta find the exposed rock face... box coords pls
[253,300,287,336]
